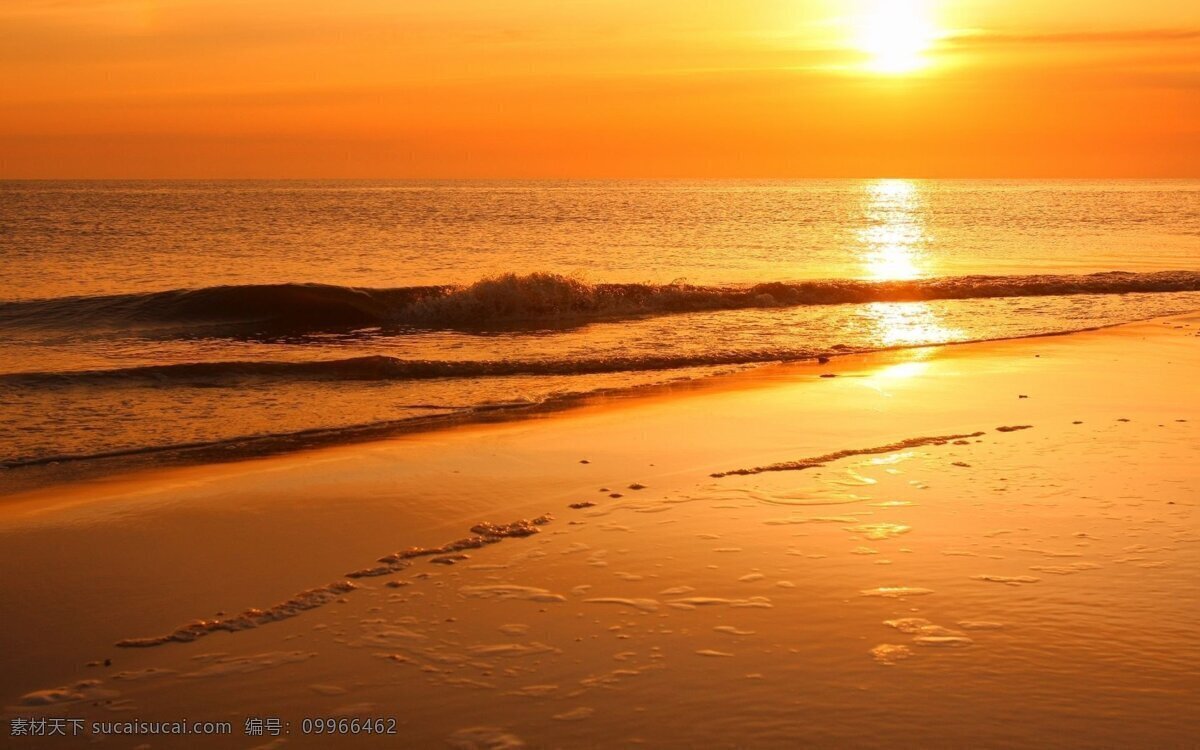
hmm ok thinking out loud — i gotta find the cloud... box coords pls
[947,28,1200,47]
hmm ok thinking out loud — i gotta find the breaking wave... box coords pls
[3,270,1200,335]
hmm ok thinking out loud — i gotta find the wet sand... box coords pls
[1,315,1198,748]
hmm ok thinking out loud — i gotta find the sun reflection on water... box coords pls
[854,180,959,348]
[861,301,963,348]
[858,179,929,281]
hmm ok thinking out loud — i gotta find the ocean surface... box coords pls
[1,179,1198,472]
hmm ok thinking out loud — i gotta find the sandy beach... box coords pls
[2,314,1197,748]
[7,0,1199,744]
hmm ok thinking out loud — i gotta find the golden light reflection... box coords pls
[860,350,931,398]
[861,301,962,348]
[867,453,913,466]
[876,361,930,380]
[858,179,929,281]
[852,0,939,74]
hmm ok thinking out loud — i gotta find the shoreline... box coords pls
[1,313,1197,748]
[3,310,1192,499]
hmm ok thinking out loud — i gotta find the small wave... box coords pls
[0,351,822,388]
[0,282,436,332]
[2,270,1199,335]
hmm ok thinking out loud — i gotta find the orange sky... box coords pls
[1,0,1197,178]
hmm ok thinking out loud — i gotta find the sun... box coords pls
[853,0,938,75]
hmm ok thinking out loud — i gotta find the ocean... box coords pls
[2,179,1198,472]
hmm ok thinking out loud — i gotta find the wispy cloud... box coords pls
[948,28,1200,47]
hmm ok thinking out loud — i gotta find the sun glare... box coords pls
[853,0,938,74]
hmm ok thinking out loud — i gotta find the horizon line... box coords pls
[2,175,1198,182]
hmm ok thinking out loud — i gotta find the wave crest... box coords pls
[2,270,1199,334]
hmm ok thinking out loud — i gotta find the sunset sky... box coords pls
[1,0,1197,178]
